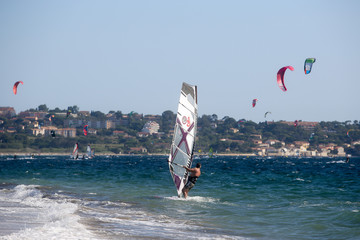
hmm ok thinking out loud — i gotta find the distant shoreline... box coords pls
[0,152,256,157]
[1,152,351,158]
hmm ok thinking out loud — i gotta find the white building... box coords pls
[141,121,160,135]
[32,126,76,137]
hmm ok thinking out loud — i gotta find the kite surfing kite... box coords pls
[264,111,271,118]
[277,66,294,92]
[347,129,352,137]
[83,125,88,136]
[309,132,315,141]
[48,115,54,122]
[294,120,299,127]
[13,81,23,95]
[304,58,316,74]
[237,119,245,127]
[252,99,258,108]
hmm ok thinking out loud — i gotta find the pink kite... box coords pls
[13,81,23,95]
[277,66,294,92]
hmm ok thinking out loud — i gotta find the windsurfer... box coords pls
[182,163,201,198]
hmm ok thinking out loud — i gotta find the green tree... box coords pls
[161,110,175,133]
[38,104,49,112]
[68,106,79,114]
[115,111,123,119]
[91,111,106,119]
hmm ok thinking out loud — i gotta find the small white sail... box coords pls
[168,82,198,197]
[86,145,91,158]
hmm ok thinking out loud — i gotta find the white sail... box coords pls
[72,143,79,159]
[86,145,91,158]
[168,82,198,197]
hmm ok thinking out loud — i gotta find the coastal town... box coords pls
[0,106,359,157]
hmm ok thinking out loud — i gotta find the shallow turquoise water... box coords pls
[0,155,359,239]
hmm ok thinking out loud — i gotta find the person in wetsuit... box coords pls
[182,163,201,198]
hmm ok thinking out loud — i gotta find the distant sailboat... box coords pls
[168,82,198,197]
[86,145,91,158]
[85,145,95,159]
[71,143,79,159]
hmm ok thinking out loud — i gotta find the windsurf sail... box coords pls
[168,82,198,197]
[72,143,79,159]
[86,145,91,158]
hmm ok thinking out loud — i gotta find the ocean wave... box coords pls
[0,184,96,240]
[327,160,346,164]
[294,178,305,182]
[78,198,246,240]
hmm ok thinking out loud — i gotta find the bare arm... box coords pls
[183,166,197,173]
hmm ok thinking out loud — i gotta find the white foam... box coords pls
[81,201,246,240]
[0,185,97,240]
[1,186,245,239]
[164,195,219,203]
[295,178,305,182]
[328,160,346,164]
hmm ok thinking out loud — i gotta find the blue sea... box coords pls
[0,155,359,240]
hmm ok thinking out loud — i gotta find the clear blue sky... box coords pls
[1,1,359,123]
